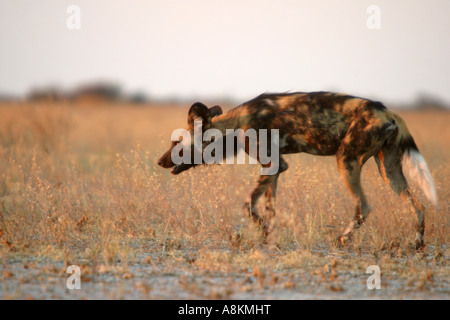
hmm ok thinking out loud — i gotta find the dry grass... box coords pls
[0,102,448,299]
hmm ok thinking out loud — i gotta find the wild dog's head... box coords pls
[157,102,223,175]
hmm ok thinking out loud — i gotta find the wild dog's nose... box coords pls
[157,159,163,166]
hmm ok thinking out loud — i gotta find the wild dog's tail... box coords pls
[388,111,438,206]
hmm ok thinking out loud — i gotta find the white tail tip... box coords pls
[402,150,438,206]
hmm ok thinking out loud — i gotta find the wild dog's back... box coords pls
[223,91,385,156]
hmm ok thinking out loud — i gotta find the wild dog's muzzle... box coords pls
[171,163,194,175]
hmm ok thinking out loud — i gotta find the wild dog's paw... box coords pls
[335,234,351,248]
[413,238,426,252]
[228,224,245,251]
[259,222,269,245]
[229,231,242,250]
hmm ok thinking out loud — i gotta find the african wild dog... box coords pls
[158,92,437,250]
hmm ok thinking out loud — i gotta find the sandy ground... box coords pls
[1,247,448,300]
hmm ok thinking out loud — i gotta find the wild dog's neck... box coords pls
[210,107,241,134]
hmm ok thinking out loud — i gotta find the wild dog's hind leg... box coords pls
[244,157,287,242]
[336,117,396,246]
[336,157,370,245]
[375,149,426,250]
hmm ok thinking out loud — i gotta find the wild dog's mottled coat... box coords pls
[158,91,437,249]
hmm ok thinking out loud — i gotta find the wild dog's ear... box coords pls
[188,102,212,130]
[209,105,223,117]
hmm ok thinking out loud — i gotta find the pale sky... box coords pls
[0,0,449,105]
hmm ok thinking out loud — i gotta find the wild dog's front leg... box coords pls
[264,175,279,219]
[244,158,287,242]
[243,174,276,241]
